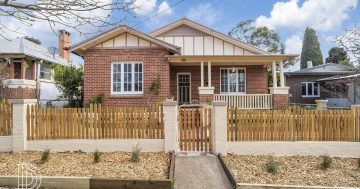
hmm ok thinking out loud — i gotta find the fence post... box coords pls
[11,99,37,152]
[212,101,228,155]
[315,100,328,110]
[163,100,179,153]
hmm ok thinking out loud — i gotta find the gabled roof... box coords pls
[285,63,355,75]
[149,18,271,55]
[71,25,181,56]
[0,38,68,65]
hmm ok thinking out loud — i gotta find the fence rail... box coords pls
[214,94,272,109]
[228,107,360,141]
[0,100,12,136]
[27,104,164,140]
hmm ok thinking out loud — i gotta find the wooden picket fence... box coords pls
[178,106,212,152]
[26,104,164,140]
[0,100,12,136]
[228,107,360,141]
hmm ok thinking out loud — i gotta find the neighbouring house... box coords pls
[317,73,360,108]
[285,61,356,107]
[71,18,297,109]
[0,30,70,106]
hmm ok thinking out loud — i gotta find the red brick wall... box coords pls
[170,65,268,101]
[0,87,36,99]
[273,94,289,109]
[83,48,171,107]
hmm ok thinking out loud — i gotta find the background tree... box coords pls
[300,27,323,69]
[0,0,136,38]
[54,64,83,107]
[325,47,352,66]
[337,26,360,69]
[228,19,282,54]
[24,36,41,45]
[0,59,10,99]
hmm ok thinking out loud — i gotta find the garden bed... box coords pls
[224,155,360,187]
[0,151,170,179]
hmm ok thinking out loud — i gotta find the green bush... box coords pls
[320,156,332,170]
[41,149,50,163]
[265,155,279,174]
[131,145,141,163]
[93,150,101,163]
[87,94,104,106]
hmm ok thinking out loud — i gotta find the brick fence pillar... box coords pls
[163,100,179,153]
[11,99,37,152]
[270,87,290,109]
[211,101,228,155]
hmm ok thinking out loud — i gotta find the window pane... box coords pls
[238,69,245,93]
[301,83,306,96]
[307,83,313,96]
[229,69,237,92]
[314,83,319,96]
[220,69,228,93]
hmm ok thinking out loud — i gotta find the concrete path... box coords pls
[174,153,233,189]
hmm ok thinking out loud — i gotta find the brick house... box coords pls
[0,31,70,106]
[71,18,297,109]
[285,62,355,106]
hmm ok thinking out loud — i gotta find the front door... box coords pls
[177,73,191,105]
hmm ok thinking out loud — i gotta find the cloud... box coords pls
[255,0,358,32]
[186,3,221,25]
[132,0,158,15]
[285,34,303,54]
[157,1,172,15]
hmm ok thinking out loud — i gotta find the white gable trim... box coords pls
[150,18,270,55]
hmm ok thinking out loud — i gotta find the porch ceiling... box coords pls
[166,54,298,66]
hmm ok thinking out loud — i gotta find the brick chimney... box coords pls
[59,30,70,62]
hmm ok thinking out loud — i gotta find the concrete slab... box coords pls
[174,153,232,189]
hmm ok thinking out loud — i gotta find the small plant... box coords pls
[131,144,141,163]
[41,149,50,163]
[87,94,104,106]
[93,150,101,163]
[320,156,332,170]
[265,155,279,174]
[357,158,360,168]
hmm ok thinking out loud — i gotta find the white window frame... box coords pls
[39,64,54,81]
[111,62,144,95]
[301,82,320,97]
[219,68,246,94]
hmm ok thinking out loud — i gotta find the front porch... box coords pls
[168,55,294,109]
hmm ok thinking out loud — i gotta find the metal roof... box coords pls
[0,38,68,65]
[285,63,355,75]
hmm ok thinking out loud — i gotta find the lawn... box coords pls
[0,151,170,179]
[225,155,360,187]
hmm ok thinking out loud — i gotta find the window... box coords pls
[111,62,143,95]
[40,65,52,80]
[301,82,320,97]
[220,68,246,93]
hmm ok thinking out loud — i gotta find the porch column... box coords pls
[272,61,277,87]
[201,61,204,87]
[20,58,26,79]
[279,61,285,87]
[208,61,212,87]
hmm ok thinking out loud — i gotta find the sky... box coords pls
[2,0,360,71]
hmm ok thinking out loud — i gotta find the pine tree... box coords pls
[300,27,323,69]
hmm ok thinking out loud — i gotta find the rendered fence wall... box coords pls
[227,107,360,142]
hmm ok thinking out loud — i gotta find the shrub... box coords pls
[265,155,279,174]
[41,149,50,163]
[357,158,360,168]
[131,144,141,163]
[93,150,101,163]
[320,156,332,170]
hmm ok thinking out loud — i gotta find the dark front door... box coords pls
[177,73,191,105]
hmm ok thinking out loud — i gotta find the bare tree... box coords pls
[0,58,10,99]
[337,26,360,68]
[0,0,137,38]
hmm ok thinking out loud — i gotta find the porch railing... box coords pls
[214,94,273,109]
